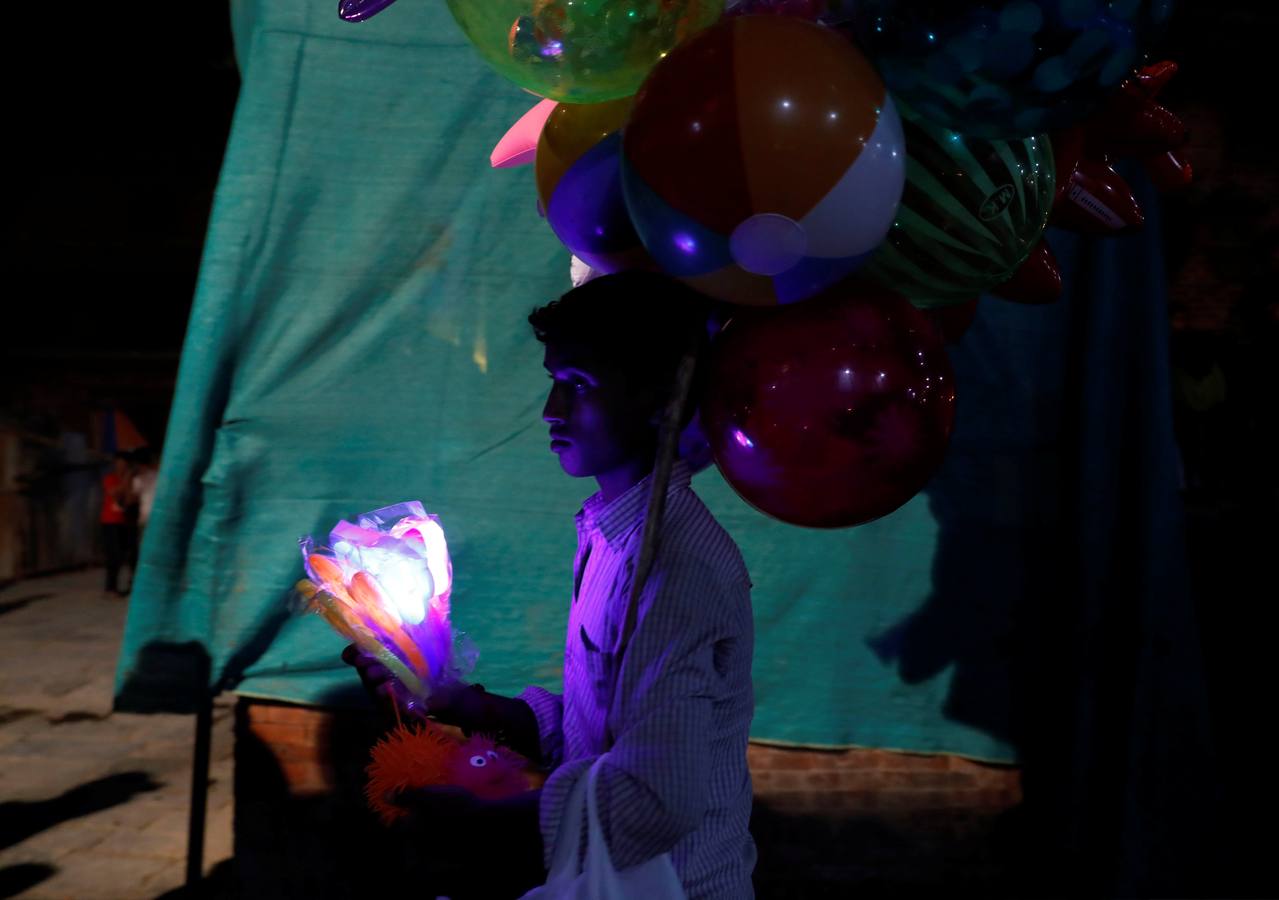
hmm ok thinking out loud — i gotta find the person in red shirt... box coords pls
[100,452,135,596]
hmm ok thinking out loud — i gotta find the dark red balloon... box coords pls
[991,240,1062,305]
[701,280,956,528]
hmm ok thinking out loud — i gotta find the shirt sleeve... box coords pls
[535,556,742,871]
[516,685,565,768]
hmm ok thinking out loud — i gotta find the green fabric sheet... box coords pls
[115,0,1186,763]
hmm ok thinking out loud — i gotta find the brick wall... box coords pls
[233,699,1021,898]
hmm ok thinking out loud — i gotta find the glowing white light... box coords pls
[318,504,456,627]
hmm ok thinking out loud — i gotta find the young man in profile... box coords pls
[347,271,756,898]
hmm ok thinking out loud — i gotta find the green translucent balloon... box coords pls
[446,0,725,103]
[867,109,1055,309]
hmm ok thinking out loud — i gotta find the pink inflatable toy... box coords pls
[490,99,557,169]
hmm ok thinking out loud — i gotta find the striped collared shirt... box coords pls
[520,461,757,899]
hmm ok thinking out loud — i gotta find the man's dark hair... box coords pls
[529,271,712,415]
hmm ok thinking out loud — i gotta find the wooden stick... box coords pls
[184,693,212,888]
[620,343,700,649]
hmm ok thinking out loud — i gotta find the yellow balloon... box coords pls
[535,96,634,208]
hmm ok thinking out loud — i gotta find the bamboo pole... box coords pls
[619,342,700,649]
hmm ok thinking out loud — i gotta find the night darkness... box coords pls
[2,2,1276,896]
[4,4,239,445]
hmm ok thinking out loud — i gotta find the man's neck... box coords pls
[594,452,657,505]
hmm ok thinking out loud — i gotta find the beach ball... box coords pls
[536,99,652,274]
[445,0,724,103]
[848,0,1175,138]
[701,278,956,527]
[621,16,905,306]
[866,107,1055,308]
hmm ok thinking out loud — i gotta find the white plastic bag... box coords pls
[522,755,686,900]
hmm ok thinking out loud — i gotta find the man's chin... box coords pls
[553,450,585,477]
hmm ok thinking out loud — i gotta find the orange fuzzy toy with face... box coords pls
[365,721,534,825]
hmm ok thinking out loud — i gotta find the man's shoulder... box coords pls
[660,488,750,588]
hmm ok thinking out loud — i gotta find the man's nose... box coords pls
[543,385,568,424]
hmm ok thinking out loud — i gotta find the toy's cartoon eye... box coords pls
[469,755,488,767]
[487,750,499,761]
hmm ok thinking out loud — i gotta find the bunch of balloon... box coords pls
[337,0,1193,530]
[522,14,944,526]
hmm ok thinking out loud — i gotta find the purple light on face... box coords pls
[732,428,754,449]
[673,233,698,255]
[542,40,563,58]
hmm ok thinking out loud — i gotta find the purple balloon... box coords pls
[338,0,400,22]
[546,133,653,275]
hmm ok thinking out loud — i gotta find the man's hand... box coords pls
[340,644,542,758]
[340,644,489,729]
[341,643,425,720]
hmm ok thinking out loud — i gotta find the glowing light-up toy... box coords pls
[297,501,466,701]
[365,722,535,824]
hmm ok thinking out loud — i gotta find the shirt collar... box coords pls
[577,460,693,548]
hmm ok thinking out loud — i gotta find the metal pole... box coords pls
[185,692,213,889]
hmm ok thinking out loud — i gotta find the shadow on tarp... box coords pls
[117,605,293,714]
[115,641,213,715]
[863,246,1222,897]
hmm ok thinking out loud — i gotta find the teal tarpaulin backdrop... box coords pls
[115,0,1199,768]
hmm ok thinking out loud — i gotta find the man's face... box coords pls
[542,344,656,479]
